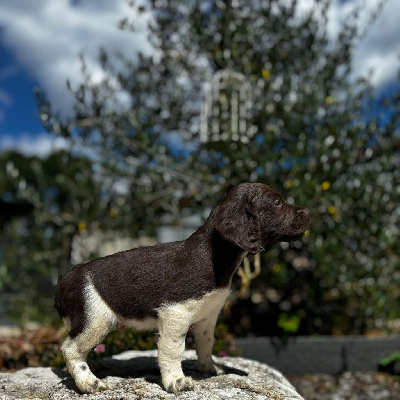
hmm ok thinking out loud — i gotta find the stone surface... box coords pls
[0,350,304,400]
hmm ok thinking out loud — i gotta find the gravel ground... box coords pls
[288,372,400,400]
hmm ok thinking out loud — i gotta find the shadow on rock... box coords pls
[53,356,248,393]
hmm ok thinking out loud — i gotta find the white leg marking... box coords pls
[62,336,109,394]
[157,309,193,393]
[63,317,72,332]
[62,276,117,393]
[156,288,229,392]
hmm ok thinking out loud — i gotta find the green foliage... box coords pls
[87,323,240,363]
[89,329,158,361]
[0,150,106,322]
[379,351,400,376]
[1,0,399,336]
[39,323,239,369]
[380,351,400,367]
[0,327,63,371]
[211,322,241,357]
[277,314,301,334]
[0,324,238,371]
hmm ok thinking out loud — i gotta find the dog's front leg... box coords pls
[157,313,194,393]
[193,312,220,375]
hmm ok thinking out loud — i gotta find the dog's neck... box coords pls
[188,223,247,288]
[211,229,248,287]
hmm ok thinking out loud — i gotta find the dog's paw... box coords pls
[164,376,194,393]
[77,378,109,394]
[199,362,224,376]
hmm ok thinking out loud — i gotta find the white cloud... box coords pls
[283,0,400,88]
[352,0,400,87]
[325,0,400,88]
[0,0,398,124]
[0,133,70,157]
[0,0,151,118]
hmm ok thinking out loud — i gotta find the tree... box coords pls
[7,0,399,333]
[0,150,106,322]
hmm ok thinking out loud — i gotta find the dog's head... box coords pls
[213,183,309,254]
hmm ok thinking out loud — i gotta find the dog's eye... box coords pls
[274,199,281,207]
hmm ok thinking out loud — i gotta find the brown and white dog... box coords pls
[55,183,309,393]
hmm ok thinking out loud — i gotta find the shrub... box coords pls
[0,327,63,371]
[0,323,240,371]
[83,323,240,365]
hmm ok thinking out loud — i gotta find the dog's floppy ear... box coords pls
[214,186,264,254]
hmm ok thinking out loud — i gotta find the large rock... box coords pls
[0,350,304,400]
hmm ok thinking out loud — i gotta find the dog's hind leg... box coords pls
[62,330,109,394]
[62,279,116,393]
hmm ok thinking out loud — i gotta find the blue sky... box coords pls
[0,45,40,134]
[0,0,399,157]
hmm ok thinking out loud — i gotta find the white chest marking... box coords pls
[157,288,230,327]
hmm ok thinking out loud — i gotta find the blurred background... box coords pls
[0,0,399,342]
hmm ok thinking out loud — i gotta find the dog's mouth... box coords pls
[275,232,306,242]
[268,227,307,243]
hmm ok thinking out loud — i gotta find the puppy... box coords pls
[55,183,309,393]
